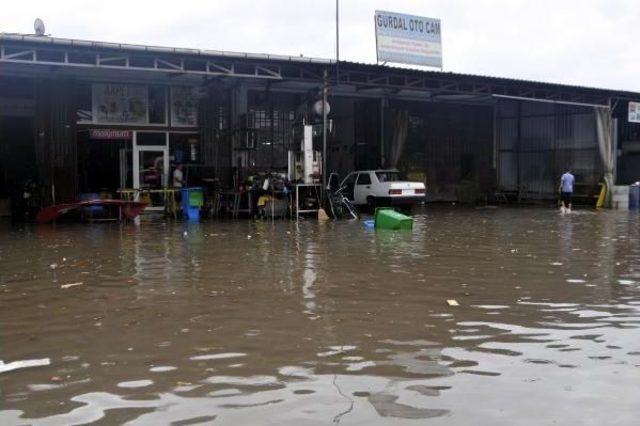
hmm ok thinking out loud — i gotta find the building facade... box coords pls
[1,33,639,217]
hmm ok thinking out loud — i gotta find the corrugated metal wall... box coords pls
[200,87,231,184]
[35,79,78,203]
[398,101,494,202]
[496,99,601,200]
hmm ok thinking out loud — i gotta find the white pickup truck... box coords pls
[339,170,426,209]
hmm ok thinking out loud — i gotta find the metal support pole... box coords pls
[374,15,379,65]
[336,0,340,83]
[380,97,385,167]
[322,69,328,199]
[516,101,522,202]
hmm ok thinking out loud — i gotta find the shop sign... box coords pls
[92,83,148,124]
[628,101,640,123]
[375,10,442,68]
[89,129,132,140]
[171,87,199,126]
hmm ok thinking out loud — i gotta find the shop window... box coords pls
[149,86,167,124]
[76,83,92,123]
[170,87,199,127]
[92,83,148,124]
[170,133,200,164]
[137,132,166,146]
[83,83,167,125]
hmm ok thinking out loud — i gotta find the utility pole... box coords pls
[322,69,328,198]
[335,0,340,83]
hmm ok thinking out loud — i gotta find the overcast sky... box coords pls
[2,0,638,91]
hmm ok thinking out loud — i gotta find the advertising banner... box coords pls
[375,10,442,68]
[629,101,640,123]
[92,83,148,124]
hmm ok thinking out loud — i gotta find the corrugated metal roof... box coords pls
[1,32,639,98]
[338,60,640,98]
[0,33,335,65]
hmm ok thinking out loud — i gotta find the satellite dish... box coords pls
[34,18,45,36]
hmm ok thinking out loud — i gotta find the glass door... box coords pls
[132,132,169,213]
[137,150,166,189]
[132,132,169,190]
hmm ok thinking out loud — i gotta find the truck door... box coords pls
[355,172,372,205]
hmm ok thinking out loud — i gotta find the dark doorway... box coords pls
[77,132,131,194]
[0,117,38,219]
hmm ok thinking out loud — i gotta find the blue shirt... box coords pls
[560,172,575,193]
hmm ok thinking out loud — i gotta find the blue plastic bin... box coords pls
[79,193,105,217]
[181,187,203,220]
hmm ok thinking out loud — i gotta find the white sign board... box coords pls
[629,101,640,123]
[375,10,442,68]
[92,83,148,124]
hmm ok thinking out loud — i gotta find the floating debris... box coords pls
[317,208,330,221]
[447,299,460,307]
[117,379,153,388]
[0,358,50,374]
[60,282,83,289]
[150,366,177,372]
[190,352,247,361]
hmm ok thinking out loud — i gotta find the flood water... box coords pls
[1,208,639,425]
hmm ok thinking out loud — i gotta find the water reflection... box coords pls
[1,209,639,425]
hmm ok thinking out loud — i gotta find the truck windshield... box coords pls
[376,172,401,182]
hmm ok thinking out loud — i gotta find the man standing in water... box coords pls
[559,169,575,213]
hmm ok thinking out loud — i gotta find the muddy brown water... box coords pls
[1,208,639,425]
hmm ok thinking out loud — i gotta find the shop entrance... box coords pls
[78,131,131,194]
[132,132,169,190]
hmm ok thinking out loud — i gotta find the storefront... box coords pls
[76,83,202,195]
[2,32,639,219]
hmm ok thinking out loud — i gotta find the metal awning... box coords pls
[1,33,638,107]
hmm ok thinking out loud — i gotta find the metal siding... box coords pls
[399,101,493,201]
[497,99,602,200]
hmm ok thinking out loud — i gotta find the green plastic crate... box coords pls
[374,207,413,230]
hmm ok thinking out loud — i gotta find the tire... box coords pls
[366,196,376,212]
[399,205,413,215]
